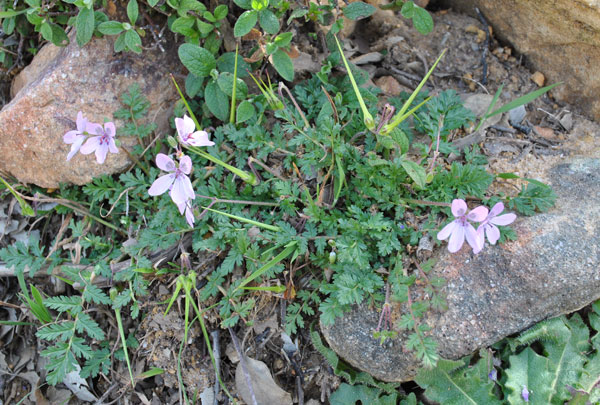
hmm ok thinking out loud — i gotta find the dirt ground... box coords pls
[1,4,598,405]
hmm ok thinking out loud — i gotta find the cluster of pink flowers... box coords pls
[437,199,516,254]
[63,111,118,164]
[147,115,215,227]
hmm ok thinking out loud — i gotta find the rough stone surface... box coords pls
[0,32,180,187]
[321,118,600,382]
[439,0,600,120]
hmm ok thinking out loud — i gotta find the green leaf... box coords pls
[251,0,269,11]
[124,29,142,53]
[40,21,53,42]
[75,7,95,47]
[77,312,105,340]
[148,0,159,5]
[83,284,112,305]
[330,383,397,405]
[504,347,554,404]
[236,100,256,123]
[401,159,426,188]
[139,367,165,379]
[178,43,216,78]
[217,72,248,99]
[45,296,83,314]
[98,21,125,35]
[274,32,293,47]
[37,322,76,341]
[0,9,28,18]
[185,73,204,98]
[50,24,69,46]
[287,8,308,24]
[196,19,214,36]
[400,1,414,18]
[487,82,562,118]
[342,2,376,20]
[171,16,197,37]
[389,128,410,154]
[127,0,138,25]
[258,9,279,34]
[412,6,433,34]
[271,48,294,81]
[234,0,252,9]
[204,80,230,122]
[0,177,34,216]
[213,4,228,20]
[217,52,250,77]
[234,10,257,37]
[415,350,502,405]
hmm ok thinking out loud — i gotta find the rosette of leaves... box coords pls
[97,0,143,53]
[168,1,229,55]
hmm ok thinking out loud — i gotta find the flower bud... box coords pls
[329,251,337,264]
[167,135,178,149]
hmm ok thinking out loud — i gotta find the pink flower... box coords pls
[80,122,118,164]
[176,199,195,227]
[63,111,92,161]
[148,153,195,205]
[175,115,215,147]
[476,202,516,248]
[437,199,488,253]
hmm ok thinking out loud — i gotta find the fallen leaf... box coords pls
[235,356,293,405]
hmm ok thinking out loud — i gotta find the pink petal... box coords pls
[490,213,516,226]
[182,115,196,134]
[80,136,100,154]
[447,223,465,253]
[485,223,501,245]
[156,153,176,172]
[467,206,489,222]
[451,199,467,217]
[437,220,458,241]
[148,174,175,196]
[178,155,192,175]
[104,122,116,137]
[465,223,482,252]
[489,202,505,218]
[64,130,80,144]
[86,123,103,136]
[66,135,86,161]
[170,174,195,205]
[76,111,87,132]
[95,143,108,164]
[185,207,195,227]
[108,138,119,154]
[188,131,215,147]
[472,226,485,254]
[176,201,186,215]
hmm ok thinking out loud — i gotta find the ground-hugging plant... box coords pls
[0,2,561,400]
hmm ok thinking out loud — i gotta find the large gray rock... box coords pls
[439,0,600,121]
[0,31,180,187]
[321,118,600,382]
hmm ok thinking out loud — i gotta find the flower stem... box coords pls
[187,146,258,185]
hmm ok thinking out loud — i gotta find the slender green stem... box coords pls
[230,44,239,124]
[401,198,451,207]
[201,206,281,231]
[187,146,258,185]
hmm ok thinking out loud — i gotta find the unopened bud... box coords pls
[329,251,337,264]
[167,135,178,149]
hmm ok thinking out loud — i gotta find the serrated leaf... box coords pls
[204,80,230,122]
[234,10,257,37]
[127,0,138,25]
[401,159,426,188]
[504,347,554,404]
[178,43,216,78]
[45,296,83,314]
[98,21,125,35]
[258,9,279,34]
[342,2,376,20]
[415,351,502,405]
[124,29,142,53]
[77,313,105,340]
[271,48,294,81]
[83,284,111,305]
[75,7,94,47]
[37,322,75,341]
[236,100,256,123]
